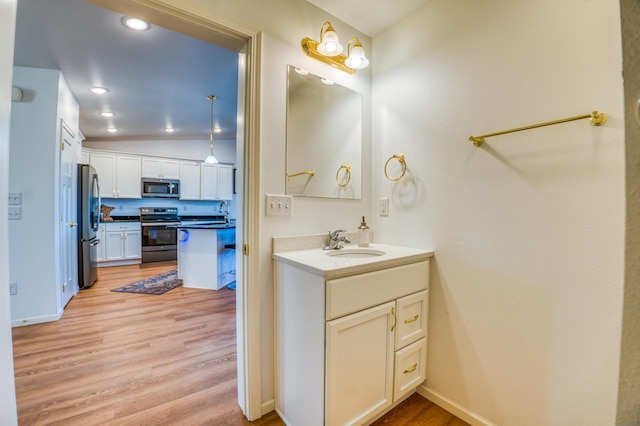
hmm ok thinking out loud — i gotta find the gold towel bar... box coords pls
[287,170,315,180]
[469,111,607,147]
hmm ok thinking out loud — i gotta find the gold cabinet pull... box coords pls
[404,314,419,324]
[403,363,418,374]
[391,307,397,332]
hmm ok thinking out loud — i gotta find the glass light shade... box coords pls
[204,153,218,164]
[317,29,343,56]
[345,45,369,69]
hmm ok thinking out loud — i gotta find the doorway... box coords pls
[11,0,261,421]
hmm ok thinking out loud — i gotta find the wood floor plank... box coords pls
[12,263,467,425]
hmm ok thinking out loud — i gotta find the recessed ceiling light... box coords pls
[164,127,175,133]
[106,128,118,133]
[99,111,115,117]
[122,16,150,31]
[214,128,222,133]
[90,87,108,95]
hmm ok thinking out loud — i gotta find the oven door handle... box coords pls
[141,221,182,227]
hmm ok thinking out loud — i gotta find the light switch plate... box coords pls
[8,192,22,205]
[378,197,389,217]
[266,194,293,217]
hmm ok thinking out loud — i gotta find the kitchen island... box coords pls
[177,224,235,290]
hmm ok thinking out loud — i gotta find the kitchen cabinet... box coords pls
[274,254,430,426]
[179,160,201,200]
[103,222,141,263]
[201,163,233,200]
[90,153,142,199]
[142,157,179,179]
[96,224,106,262]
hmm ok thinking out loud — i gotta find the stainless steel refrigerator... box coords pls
[77,164,100,289]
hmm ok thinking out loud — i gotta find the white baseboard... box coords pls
[417,384,496,426]
[11,309,63,327]
[261,398,275,417]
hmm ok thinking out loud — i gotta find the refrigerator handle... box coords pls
[89,239,100,247]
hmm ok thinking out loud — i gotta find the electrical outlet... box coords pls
[9,282,17,296]
[266,194,293,217]
[378,197,389,217]
[8,206,22,220]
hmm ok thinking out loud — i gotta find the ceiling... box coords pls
[13,0,239,142]
[306,0,431,36]
[12,0,427,143]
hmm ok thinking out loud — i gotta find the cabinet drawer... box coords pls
[326,261,429,320]
[395,290,428,350]
[394,337,427,402]
[104,222,140,232]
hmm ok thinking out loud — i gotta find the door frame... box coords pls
[83,0,263,419]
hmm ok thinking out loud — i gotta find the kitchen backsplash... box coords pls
[101,197,236,218]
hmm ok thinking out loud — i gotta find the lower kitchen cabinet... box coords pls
[274,258,430,426]
[100,222,141,265]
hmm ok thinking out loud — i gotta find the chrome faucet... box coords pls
[218,200,229,222]
[324,229,351,250]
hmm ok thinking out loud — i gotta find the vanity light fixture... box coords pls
[301,22,369,74]
[204,95,219,164]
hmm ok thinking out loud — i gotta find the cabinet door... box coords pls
[105,231,124,261]
[161,159,180,179]
[96,224,106,262]
[326,301,395,426]
[217,164,234,200]
[141,158,163,178]
[180,161,201,200]
[395,290,428,350]
[200,163,219,200]
[123,231,141,259]
[116,156,141,198]
[90,153,116,198]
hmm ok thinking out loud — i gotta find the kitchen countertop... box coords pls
[100,215,140,223]
[177,224,235,229]
[273,243,433,279]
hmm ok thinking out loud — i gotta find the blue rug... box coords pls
[112,269,182,295]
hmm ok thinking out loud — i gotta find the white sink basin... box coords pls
[325,248,386,258]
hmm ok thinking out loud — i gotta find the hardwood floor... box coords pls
[12,264,467,425]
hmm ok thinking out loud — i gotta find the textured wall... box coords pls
[372,0,625,424]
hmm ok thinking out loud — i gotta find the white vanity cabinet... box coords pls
[274,249,430,426]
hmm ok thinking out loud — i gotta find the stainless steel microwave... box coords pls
[141,178,180,198]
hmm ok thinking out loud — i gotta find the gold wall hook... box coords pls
[336,164,352,187]
[384,154,407,181]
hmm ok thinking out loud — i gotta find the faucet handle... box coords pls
[329,229,346,239]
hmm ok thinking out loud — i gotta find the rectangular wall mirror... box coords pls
[286,65,362,199]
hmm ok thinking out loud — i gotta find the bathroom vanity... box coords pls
[273,243,433,426]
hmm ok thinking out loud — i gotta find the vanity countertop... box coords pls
[273,243,433,279]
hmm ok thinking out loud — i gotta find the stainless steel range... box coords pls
[140,207,180,263]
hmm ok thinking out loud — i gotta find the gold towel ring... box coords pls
[384,154,407,181]
[336,164,351,187]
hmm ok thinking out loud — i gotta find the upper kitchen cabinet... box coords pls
[201,163,233,201]
[179,160,202,200]
[141,157,180,179]
[90,152,142,199]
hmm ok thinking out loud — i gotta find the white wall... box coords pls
[372,1,624,425]
[83,138,237,164]
[0,1,18,423]
[9,67,68,324]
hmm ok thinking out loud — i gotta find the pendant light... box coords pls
[204,95,218,164]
